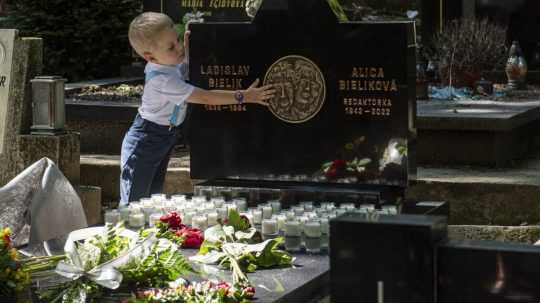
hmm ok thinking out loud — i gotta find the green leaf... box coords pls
[228,210,250,232]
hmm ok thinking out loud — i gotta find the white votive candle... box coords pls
[284,220,302,237]
[183,211,195,226]
[304,221,322,238]
[149,213,162,227]
[212,197,225,208]
[293,206,304,216]
[262,206,273,219]
[276,215,287,233]
[151,194,166,204]
[207,212,219,226]
[217,207,228,221]
[104,210,120,224]
[233,198,247,212]
[262,219,278,235]
[269,200,281,213]
[119,206,131,222]
[252,209,262,224]
[171,194,186,203]
[192,215,208,230]
[320,218,329,234]
[301,201,314,212]
[128,213,145,229]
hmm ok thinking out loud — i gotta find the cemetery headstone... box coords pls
[0,29,80,186]
[187,0,416,190]
[330,213,447,303]
[144,0,252,23]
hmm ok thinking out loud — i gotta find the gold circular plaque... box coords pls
[263,55,326,123]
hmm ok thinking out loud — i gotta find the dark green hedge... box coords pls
[3,0,141,81]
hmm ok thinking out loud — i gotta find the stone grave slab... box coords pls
[438,240,540,302]
[417,100,540,167]
[187,0,416,188]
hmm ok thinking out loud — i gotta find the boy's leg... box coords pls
[120,115,175,205]
[149,126,183,195]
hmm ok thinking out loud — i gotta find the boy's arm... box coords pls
[187,79,275,106]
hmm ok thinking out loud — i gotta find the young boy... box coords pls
[121,12,274,204]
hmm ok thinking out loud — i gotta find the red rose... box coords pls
[216,281,230,293]
[160,212,183,229]
[177,227,204,248]
[332,159,347,169]
[243,286,256,299]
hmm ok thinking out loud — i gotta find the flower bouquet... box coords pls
[38,222,193,303]
[129,280,255,303]
[140,212,204,249]
[190,210,294,286]
[1,227,65,299]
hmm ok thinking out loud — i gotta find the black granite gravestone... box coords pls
[330,213,447,303]
[438,240,540,303]
[143,0,252,23]
[187,0,416,189]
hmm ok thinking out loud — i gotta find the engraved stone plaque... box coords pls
[264,55,326,123]
[0,29,17,155]
[188,0,416,188]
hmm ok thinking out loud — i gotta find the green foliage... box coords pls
[2,0,141,81]
[89,223,130,264]
[120,242,193,288]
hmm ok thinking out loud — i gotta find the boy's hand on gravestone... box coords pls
[245,79,275,106]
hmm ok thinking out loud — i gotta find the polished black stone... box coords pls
[187,0,416,188]
[195,179,406,206]
[438,240,540,303]
[330,213,447,303]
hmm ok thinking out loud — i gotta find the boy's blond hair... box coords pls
[129,12,174,57]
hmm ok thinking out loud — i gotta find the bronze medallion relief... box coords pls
[263,55,326,123]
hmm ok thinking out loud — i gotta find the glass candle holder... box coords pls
[304,220,322,254]
[251,209,263,225]
[269,200,282,213]
[207,212,219,226]
[151,194,166,204]
[192,215,208,231]
[284,220,302,252]
[104,209,120,225]
[382,205,398,215]
[211,197,225,208]
[284,210,295,221]
[301,201,314,212]
[217,207,228,221]
[293,206,304,216]
[186,211,197,226]
[128,213,145,229]
[275,215,287,235]
[261,219,278,240]
[149,213,162,227]
[171,194,186,203]
[232,198,247,212]
[119,206,131,222]
[262,206,273,219]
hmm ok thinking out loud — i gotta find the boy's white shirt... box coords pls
[138,61,195,126]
